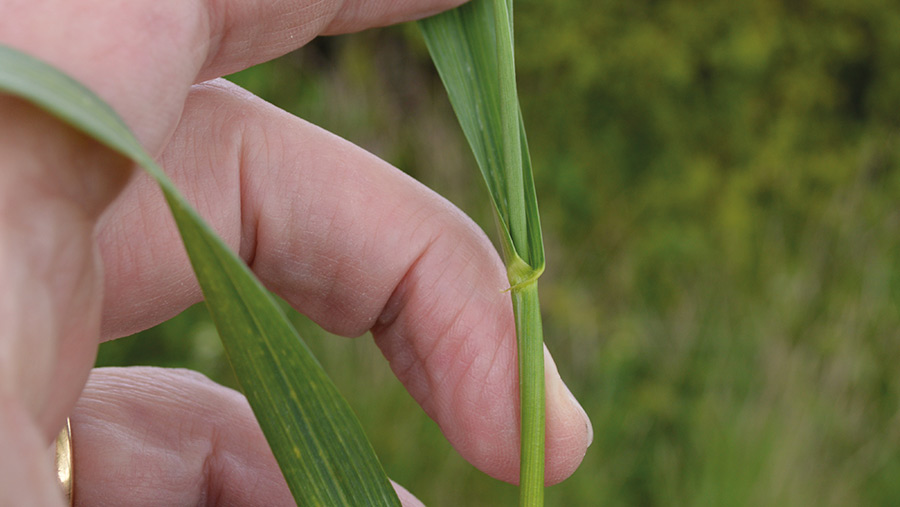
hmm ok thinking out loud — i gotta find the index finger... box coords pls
[1,0,466,152]
[97,80,592,485]
[200,0,469,80]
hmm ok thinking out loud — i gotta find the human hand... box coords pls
[0,1,592,505]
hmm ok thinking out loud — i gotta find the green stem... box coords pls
[512,281,545,506]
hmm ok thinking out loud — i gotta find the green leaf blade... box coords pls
[0,44,400,507]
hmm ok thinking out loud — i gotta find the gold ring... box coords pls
[55,417,73,506]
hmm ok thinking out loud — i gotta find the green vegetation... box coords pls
[98,0,900,505]
[419,2,547,503]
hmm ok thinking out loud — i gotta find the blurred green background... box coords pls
[97,0,900,505]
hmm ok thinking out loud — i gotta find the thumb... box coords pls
[0,95,131,437]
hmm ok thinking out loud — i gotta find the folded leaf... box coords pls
[419,0,544,275]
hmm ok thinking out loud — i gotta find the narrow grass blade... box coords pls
[0,44,400,507]
[419,0,544,279]
[419,1,547,504]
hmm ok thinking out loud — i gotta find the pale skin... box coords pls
[0,1,592,505]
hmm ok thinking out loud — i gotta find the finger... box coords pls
[0,399,66,506]
[97,80,591,483]
[393,483,426,507]
[71,367,423,506]
[0,96,132,437]
[1,0,465,151]
[200,0,469,81]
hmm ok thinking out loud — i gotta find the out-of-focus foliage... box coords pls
[98,0,900,505]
